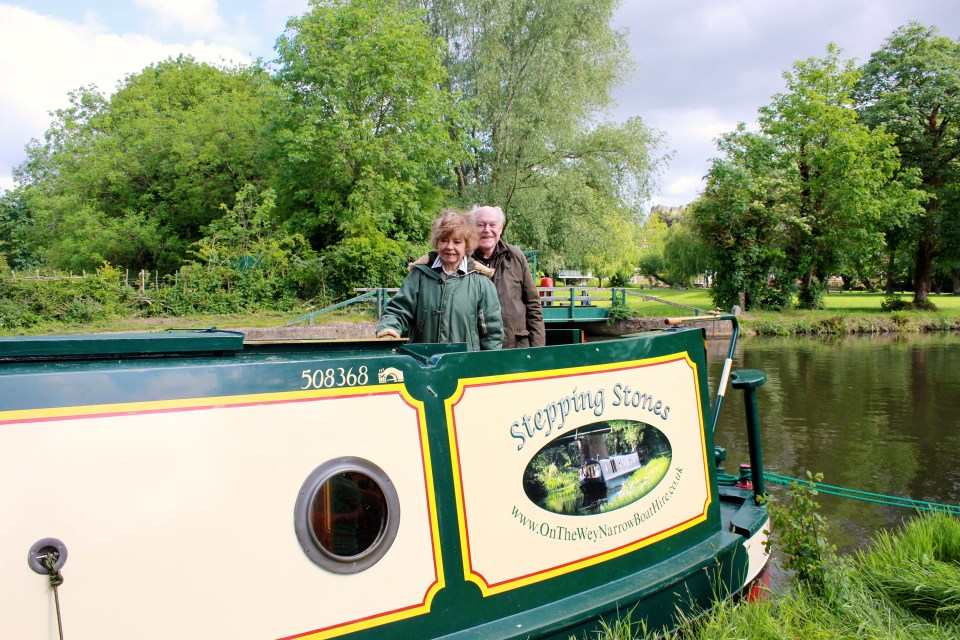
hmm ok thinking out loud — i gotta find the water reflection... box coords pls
[710,332,960,557]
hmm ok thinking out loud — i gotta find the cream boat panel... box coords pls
[448,355,711,594]
[0,388,440,640]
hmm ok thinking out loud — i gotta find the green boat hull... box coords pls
[0,327,769,639]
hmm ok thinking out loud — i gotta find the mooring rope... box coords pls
[41,552,65,640]
[717,470,960,516]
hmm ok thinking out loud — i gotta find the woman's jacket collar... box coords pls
[409,253,495,278]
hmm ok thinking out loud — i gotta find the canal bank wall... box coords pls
[241,318,734,341]
[240,314,960,342]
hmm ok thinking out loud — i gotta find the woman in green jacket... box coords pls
[375,209,504,351]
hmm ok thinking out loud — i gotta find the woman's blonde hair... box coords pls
[429,208,479,253]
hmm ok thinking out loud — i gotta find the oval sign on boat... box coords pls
[521,420,672,516]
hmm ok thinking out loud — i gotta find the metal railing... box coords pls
[286,289,394,326]
[286,287,717,325]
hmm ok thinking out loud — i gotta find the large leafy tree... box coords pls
[759,45,915,308]
[695,46,919,310]
[634,206,710,288]
[270,0,461,288]
[634,211,669,286]
[856,23,960,307]
[18,57,276,273]
[412,0,667,272]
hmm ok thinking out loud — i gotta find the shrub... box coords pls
[890,310,911,327]
[881,294,905,311]
[765,471,836,596]
[751,319,791,336]
[606,301,638,324]
[810,313,847,335]
[320,233,411,299]
[796,282,826,310]
[609,271,632,288]
[0,264,136,330]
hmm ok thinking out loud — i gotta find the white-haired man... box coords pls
[470,205,545,348]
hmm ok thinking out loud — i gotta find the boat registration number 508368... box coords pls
[300,366,370,389]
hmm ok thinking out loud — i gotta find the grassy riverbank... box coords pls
[2,288,958,336]
[594,510,960,640]
[623,289,960,335]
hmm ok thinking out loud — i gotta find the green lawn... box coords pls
[821,291,960,312]
[621,288,715,316]
[621,288,960,316]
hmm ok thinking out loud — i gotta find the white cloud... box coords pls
[133,0,224,34]
[661,173,706,205]
[264,0,311,25]
[614,0,960,207]
[0,4,251,191]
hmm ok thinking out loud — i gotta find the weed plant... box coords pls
[764,472,836,596]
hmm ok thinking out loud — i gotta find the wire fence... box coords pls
[8,268,173,292]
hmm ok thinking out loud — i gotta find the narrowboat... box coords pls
[0,318,769,639]
[575,424,669,503]
[579,448,644,496]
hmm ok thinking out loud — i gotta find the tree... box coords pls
[634,212,668,285]
[18,57,276,273]
[695,46,920,310]
[692,126,789,311]
[662,215,710,288]
[129,184,325,314]
[856,22,960,307]
[633,207,710,288]
[413,0,668,271]
[270,0,462,296]
[759,45,914,308]
[0,187,38,270]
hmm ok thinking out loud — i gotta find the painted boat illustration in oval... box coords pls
[522,419,673,516]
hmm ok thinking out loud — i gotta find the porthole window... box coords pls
[294,457,400,573]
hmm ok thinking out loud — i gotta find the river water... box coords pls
[708,332,960,556]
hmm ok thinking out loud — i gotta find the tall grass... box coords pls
[583,511,960,640]
[858,511,960,623]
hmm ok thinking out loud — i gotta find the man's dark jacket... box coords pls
[475,241,545,349]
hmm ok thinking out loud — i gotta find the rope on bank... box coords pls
[718,470,960,516]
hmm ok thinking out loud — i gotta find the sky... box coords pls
[1,0,959,208]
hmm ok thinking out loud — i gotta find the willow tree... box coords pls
[411,0,668,273]
[856,23,960,307]
[662,216,710,288]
